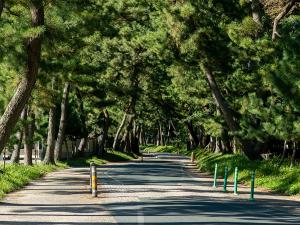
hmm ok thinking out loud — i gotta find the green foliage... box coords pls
[195,150,300,195]
[152,145,300,196]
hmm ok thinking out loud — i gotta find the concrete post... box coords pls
[234,167,238,195]
[213,163,218,188]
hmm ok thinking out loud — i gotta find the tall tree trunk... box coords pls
[44,107,56,164]
[290,142,297,167]
[279,140,288,165]
[159,122,164,146]
[113,113,127,150]
[221,128,232,153]
[54,82,70,161]
[185,121,199,149]
[64,140,70,160]
[97,109,109,157]
[24,108,35,165]
[251,0,263,26]
[0,0,4,17]
[139,125,143,145]
[156,127,160,146]
[10,131,23,163]
[0,1,44,154]
[215,137,221,153]
[201,65,261,160]
[77,137,87,157]
[122,115,134,153]
[131,122,140,154]
[10,109,26,163]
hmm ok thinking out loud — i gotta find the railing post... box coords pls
[249,171,255,201]
[91,162,97,197]
[213,163,218,188]
[223,166,228,192]
[234,167,239,195]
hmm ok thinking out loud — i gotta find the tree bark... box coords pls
[0,1,44,154]
[159,122,164,146]
[97,109,109,157]
[24,108,35,165]
[131,122,140,154]
[251,0,263,26]
[43,107,56,164]
[201,64,261,160]
[185,121,199,149]
[279,140,288,165]
[10,109,26,163]
[272,0,300,40]
[77,137,87,156]
[290,142,297,167]
[54,82,70,161]
[113,113,127,150]
[0,0,4,17]
[10,131,23,163]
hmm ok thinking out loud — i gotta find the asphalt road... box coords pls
[0,152,299,225]
[99,153,300,225]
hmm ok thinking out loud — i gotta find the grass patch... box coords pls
[64,150,137,167]
[143,145,184,154]
[0,163,67,199]
[146,145,300,196]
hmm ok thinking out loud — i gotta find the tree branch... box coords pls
[272,0,300,41]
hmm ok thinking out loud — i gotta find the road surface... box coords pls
[0,153,299,224]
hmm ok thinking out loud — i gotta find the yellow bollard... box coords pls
[91,163,97,197]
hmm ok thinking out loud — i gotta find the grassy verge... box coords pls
[0,150,136,199]
[64,150,137,167]
[0,162,67,199]
[144,145,300,196]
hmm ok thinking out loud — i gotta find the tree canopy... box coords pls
[0,0,300,164]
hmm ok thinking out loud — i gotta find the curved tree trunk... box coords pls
[77,137,87,157]
[10,131,23,163]
[113,113,127,150]
[0,1,44,154]
[185,121,199,149]
[54,82,70,161]
[44,107,56,164]
[24,108,35,165]
[201,64,261,160]
[10,109,26,163]
[98,109,109,157]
